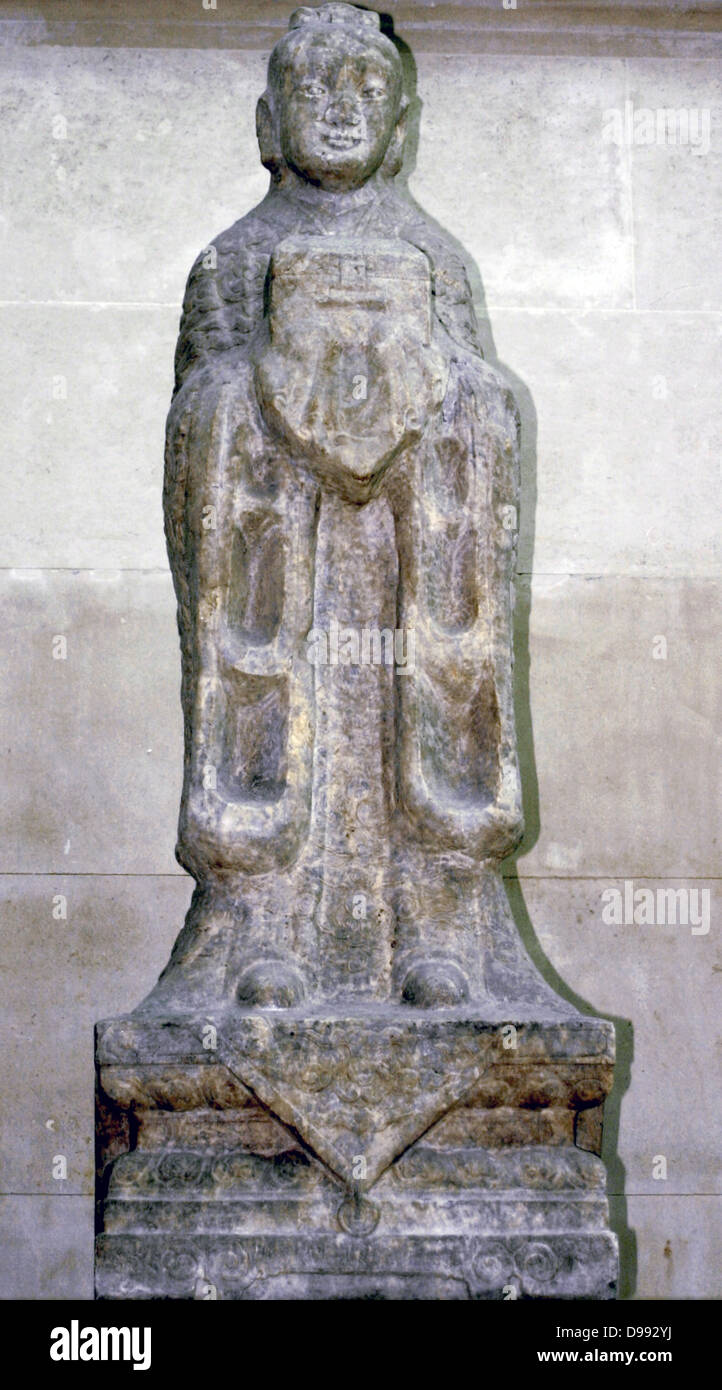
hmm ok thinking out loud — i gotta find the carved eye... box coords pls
[362,84,385,100]
[299,82,327,99]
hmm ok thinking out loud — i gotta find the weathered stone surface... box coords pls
[516,575,722,878]
[0,874,185,1195]
[490,309,721,578]
[0,305,176,570]
[96,1016,617,1298]
[0,1197,94,1300]
[2,573,717,881]
[95,1,618,1300]
[0,571,184,875]
[96,1231,617,1301]
[0,0,714,1304]
[627,58,721,312]
[96,1011,613,1190]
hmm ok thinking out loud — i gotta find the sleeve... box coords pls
[400,213,484,359]
[172,247,239,394]
[430,247,484,359]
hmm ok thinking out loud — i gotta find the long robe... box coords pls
[161,177,543,1006]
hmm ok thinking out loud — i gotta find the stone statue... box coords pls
[143,0,546,1016]
[95,4,619,1300]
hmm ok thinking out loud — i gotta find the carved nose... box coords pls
[325,96,361,127]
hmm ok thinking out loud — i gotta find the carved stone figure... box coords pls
[143,0,542,1016]
[95,3,619,1300]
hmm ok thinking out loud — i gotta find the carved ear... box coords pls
[381,98,409,180]
[256,93,284,180]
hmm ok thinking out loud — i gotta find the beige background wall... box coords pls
[0,0,719,1298]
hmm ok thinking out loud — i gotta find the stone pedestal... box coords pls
[95,1008,617,1300]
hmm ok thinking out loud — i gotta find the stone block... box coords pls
[515,576,721,878]
[627,59,722,311]
[489,309,721,577]
[510,876,721,1195]
[0,1196,93,1299]
[0,305,175,569]
[0,47,268,303]
[95,1009,618,1300]
[0,873,189,1194]
[412,55,634,311]
[0,570,183,874]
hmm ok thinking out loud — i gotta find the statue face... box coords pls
[276,33,402,191]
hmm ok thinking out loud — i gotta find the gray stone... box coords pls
[627,58,722,312]
[625,1196,722,1302]
[0,1196,93,1300]
[96,1010,617,1300]
[0,570,183,875]
[516,575,722,878]
[96,1,618,1301]
[0,873,187,1194]
[412,54,634,312]
[489,310,721,578]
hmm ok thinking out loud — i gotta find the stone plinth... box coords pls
[95,1008,617,1300]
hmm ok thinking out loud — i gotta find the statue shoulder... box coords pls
[388,200,518,435]
[173,206,274,392]
[392,200,483,357]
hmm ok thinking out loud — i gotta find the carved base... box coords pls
[95,1008,618,1300]
[97,1234,617,1301]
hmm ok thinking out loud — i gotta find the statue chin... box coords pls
[289,154,373,193]
[284,126,391,192]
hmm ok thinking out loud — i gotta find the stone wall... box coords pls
[0,0,719,1298]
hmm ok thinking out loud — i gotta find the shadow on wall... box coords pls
[386,11,636,1299]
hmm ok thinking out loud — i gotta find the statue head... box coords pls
[257,4,407,192]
